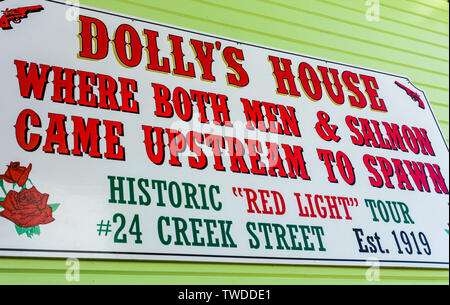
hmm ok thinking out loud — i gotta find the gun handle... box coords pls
[0,17,12,29]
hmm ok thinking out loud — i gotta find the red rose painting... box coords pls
[0,161,59,237]
[0,162,32,187]
[0,187,54,228]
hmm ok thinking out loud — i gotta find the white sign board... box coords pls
[0,0,448,268]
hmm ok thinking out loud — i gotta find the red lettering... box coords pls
[225,137,250,174]
[168,34,196,78]
[392,158,414,190]
[223,47,249,87]
[166,128,186,166]
[245,139,267,176]
[402,125,419,154]
[14,109,42,152]
[15,60,51,100]
[152,83,173,118]
[205,134,226,171]
[113,24,143,68]
[77,70,97,107]
[317,149,338,183]
[78,15,109,60]
[383,122,408,152]
[43,113,69,155]
[142,125,165,165]
[187,131,207,169]
[363,154,384,188]
[425,163,449,194]
[298,62,322,101]
[118,77,139,113]
[346,115,364,146]
[336,151,356,185]
[142,29,171,73]
[208,93,232,126]
[190,90,210,124]
[71,116,102,158]
[172,87,193,121]
[412,127,435,156]
[342,71,367,109]
[267,56,300,96]
[190,39,216,82]
[104,120,125,161]
[51,66,76,104]
[404,160,430,192]
[278,105,301,137]
[282,144,310,180]
[360,74,387,112]
[266,142,288,178]
[317,66,344,105]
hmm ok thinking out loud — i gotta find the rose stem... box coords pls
[0,181,7,196]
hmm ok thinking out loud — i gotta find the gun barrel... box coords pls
[25,5,44,12]
[395,81,407,90]
[10,5,43,15]
[16,5,44,11]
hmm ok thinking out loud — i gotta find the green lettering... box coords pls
[286,224,302,250]
[311,226,326,252]
[157,216,171,245]
[138,178,151,206]
[183,182,202,210]
[273,223,290,250]
[172,217,191,246]
[189,218,205,246]
[204,219,220,247]
[218,220,236,248]
[299,225,314,251]
[168,181,182,208]
[108,176,126,204]
[246,222,260,249]
[258,222,273,250]
[152,179,167,207]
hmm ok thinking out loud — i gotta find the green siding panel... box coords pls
[0,0,448,284]
[319,0,449,35]
[0,258,448,285]
[274,0,449,48]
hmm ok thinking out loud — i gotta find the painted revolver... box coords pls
[395,81,425,109]
[0,5,43,30]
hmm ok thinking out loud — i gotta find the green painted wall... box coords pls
[0,0,448,285]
